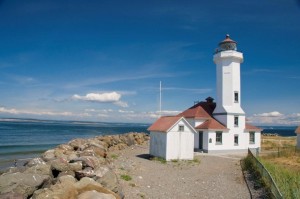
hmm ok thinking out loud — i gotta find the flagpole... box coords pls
[159,81,162,117]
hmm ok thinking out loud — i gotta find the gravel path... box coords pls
[109,142,251,199]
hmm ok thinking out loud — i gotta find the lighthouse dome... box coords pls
[217,34,237,52]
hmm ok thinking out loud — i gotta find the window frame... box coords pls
[234,91,239,103]
[249,131,255,144]
[178,125,184,132]
[216,131,223,145]
[234,134,239,146]
[234,116,239,127]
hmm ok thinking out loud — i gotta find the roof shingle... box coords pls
[147,116,181,132]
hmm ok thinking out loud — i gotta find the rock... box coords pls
[58,175,77,184]
[68,138,88,151]
[32,177,120,199]
[0,192,24,199]
[77,190,116,199]
[75,167,95,179]
[95,168,119,193]
[0,172,50,198]
[58,144,73,151]
[69,161,83,171]
[50,157,69,172]
[109,143,127,151]
[57,170,75,178]
[67,153,78,161]
[99,136,114,147]
[42,149,55,161]
[84,146,107,158]
[70,156,104,169]
[121,133,135,146]
[75,177,120,199]
[24,163,52,176]
[24,158,46,167]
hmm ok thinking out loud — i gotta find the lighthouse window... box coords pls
[234,92,239,103]
[234,116,239,127]
[234,135,239,145]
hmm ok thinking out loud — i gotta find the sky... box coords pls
[0,0,300,125]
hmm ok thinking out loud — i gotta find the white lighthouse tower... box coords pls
[213,34,245,130]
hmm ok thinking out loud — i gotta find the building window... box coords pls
[234,116,239,127]
[234,91,239,103]
[249,132,255,144]
[179,125,184,132]
[216,131,222,144]
[234,135,239,145]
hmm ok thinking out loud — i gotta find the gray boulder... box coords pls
[77,190,116,199]
[0,172,50,198]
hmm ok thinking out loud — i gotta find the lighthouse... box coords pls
[213,34,245,130]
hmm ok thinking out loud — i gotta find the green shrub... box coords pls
[121,174,132,181]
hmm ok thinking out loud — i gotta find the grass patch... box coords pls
[150,156,166,164]
[110,154,118,159]
[241,156,269,194]
[121,174,132,181]
[171,159,178,163]
[260,158,300,198]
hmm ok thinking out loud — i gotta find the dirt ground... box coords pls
[108,142,251,199]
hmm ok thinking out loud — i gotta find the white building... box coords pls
[296,126,300,149]
[148,35,261,160]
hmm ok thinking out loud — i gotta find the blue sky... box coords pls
[0,0,299,125]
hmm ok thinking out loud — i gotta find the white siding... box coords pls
[166,120,194,160]
[205,130,261,152]
[149,131,167,159]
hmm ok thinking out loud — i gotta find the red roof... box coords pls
[295,126,300,134]
[148,116,181,132]
[195,118,228,131]
[245,124,262,131]
[177,100,215,119]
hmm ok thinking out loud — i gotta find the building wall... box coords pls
[149,131,167,159]
[213,51,244,115]
[166,120,194,160]
[204,130,261,152]
[297,134,300,149]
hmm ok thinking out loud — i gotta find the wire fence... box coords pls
[248,148,283,199]
[260,146,300,158]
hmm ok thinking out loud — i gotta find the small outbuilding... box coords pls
[148,116,197,160]
[296,126,300,149]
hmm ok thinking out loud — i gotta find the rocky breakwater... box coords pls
[0,132,149,199]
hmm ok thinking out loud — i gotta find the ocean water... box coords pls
[0,118,149,170]
[0,118,297,170]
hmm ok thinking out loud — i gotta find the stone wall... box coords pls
[0,132,149,199]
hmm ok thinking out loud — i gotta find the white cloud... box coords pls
[0,106,74,116]
[72,92,128,107]
[254,111,283,117]
[248,111,300,125]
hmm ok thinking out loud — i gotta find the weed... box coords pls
[121,174,132,181]
[151,156,166,164]
[110,154,118,159]
[138,193,145,198]
[171,159,178,163]
[129,183,136,187]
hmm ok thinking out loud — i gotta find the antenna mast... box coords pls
[159,81,162,117]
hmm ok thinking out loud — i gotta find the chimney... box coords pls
[206,97,214,103]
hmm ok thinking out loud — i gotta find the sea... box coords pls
[0,118,149,170]
[0,118,297,170]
